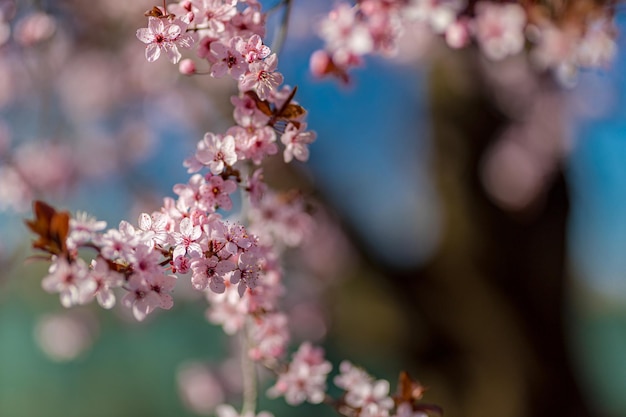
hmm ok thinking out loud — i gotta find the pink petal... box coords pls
[136,28,154,44]
[145,43,161,62]
[148,16,164,34]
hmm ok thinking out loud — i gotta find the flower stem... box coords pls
[241,320,257,416]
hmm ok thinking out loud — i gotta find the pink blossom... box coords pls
[122,273,177,321]
[309,50,350,83]
[248,312,289,361]
[42,257,89,308]
[14,12,56,46]
[229,125,278,164]
[209,37,247,79]
[199,174,238,211]
[318,3,374,66]
[78,258,124,309]
[230,1,266,38]
[281,122,316,163]
[445,18,470,49]
[179,58,197,75]
[577,19,616,68]
[205,282,249,334]
[209,222,254,257]
[174,174,206,212]
[351,379,394,417]
[267,342,332,405]
[231,251,260,297]
[472,2,526,61]
[335,361,394,416]
[246,168,267,206]
[172,255,191,274]
[100,220,140,260]
[195,132,238,175]
[232,93,271,127]
[238,34,271,63]
[67,211,107,250]
[335,361,375,390]
[122,275,162,321]
[190,255,235,293]
[168,1,197,23]
[194,0,238,35]
[128,243,164,277]
[172,217,204,259]
[249,190,313,247]
[136,16,195,64]
[238,53,283,100]
[404,0,464,34]
[137,212,170,246]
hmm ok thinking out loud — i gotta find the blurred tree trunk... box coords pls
[330,51,593,417]
[395,53,590,417]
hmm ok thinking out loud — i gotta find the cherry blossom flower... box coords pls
[472,2,526,61]
[78,257,124,309]
[318,3,374,66]
[404,0,464,34]
[136,16,195,64]
[281,122,316,163]
[172,217,204,259]
[122,273,177,321]
[174,174,206,212]
[128,243,164,277]
[238,53,283,100]
[577,19,616,69]
[206,282,249,334]
[238,34,270,63]
[209,37,247,79]
[137,212,170,246]
[172,255,191,274]
[42,257,89,308]
[334,361,373,390]
[194,0,238,35]
[229,125,278,164]
[230,1,266,38]
[231,251,260,297]
[352,381,395,416]
[445,18,470,49]
[335,362,394,417]
[100,220,141,260]
[190,255,234,292]
[246,168,267,206]
[194,132,238,175]
[248,312,289,361]
[199,174,238,211]
[232,94,271,128]
[209,222,254,257]
[249,190,313,247]
[267,342,332,405]
[67,211,107,250]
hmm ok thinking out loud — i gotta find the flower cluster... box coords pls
[310,0,617,85]
[137,0,316,165]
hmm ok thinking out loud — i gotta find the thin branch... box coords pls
[241,320,258,416]
[270,0,293,55]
